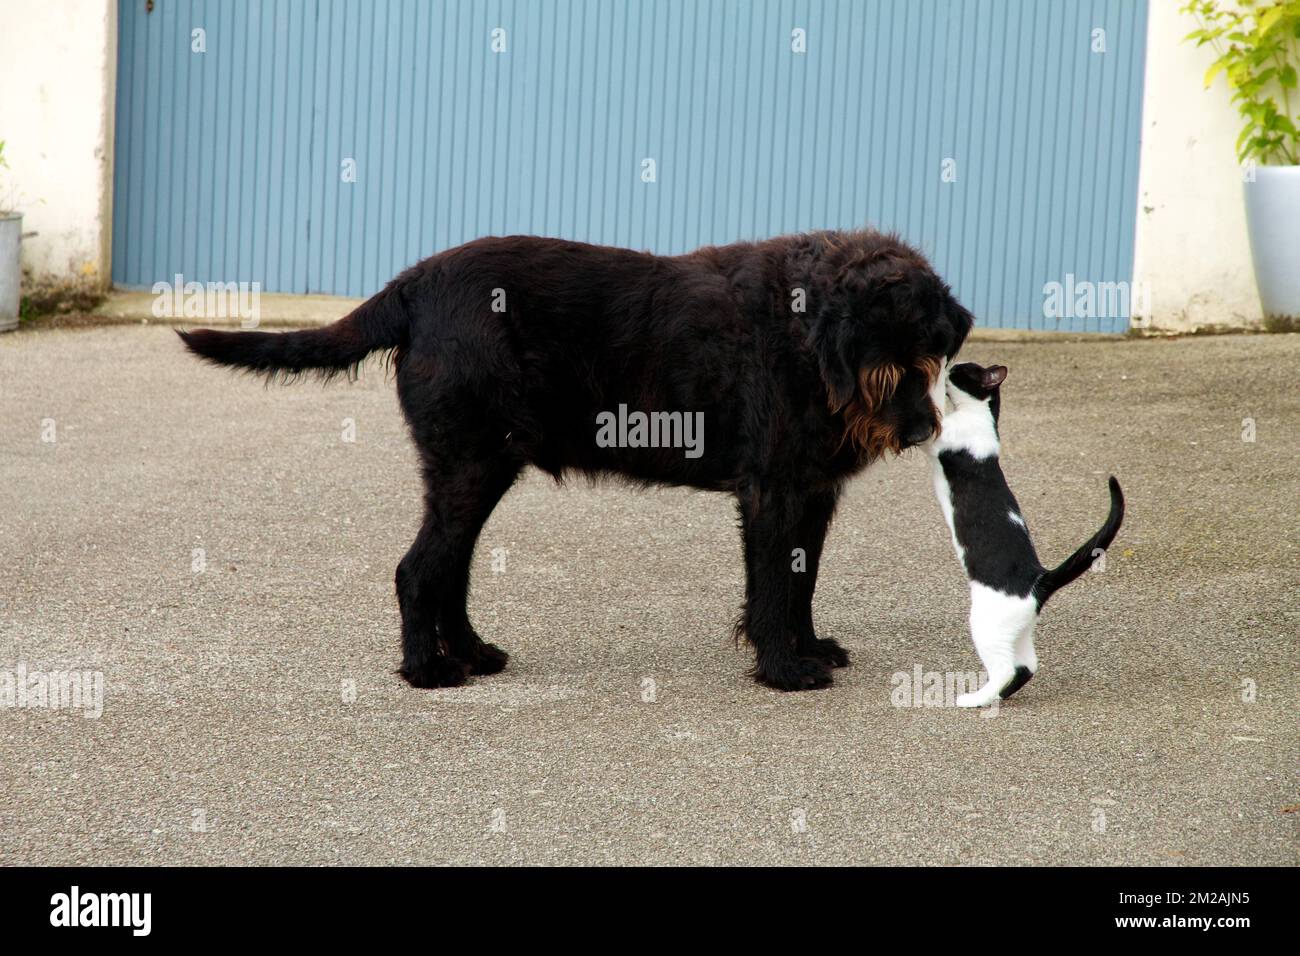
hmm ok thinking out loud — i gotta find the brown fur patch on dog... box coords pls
[839,361,904,458]
[839,355,945,458]
[916,354,944,437]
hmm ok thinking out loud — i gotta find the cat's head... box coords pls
[946,362,1008,423]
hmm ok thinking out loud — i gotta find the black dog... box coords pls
[180,230,972,691]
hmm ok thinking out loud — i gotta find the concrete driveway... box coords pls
[1,325,1296,865]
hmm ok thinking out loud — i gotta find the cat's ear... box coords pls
[982,365,1008,390]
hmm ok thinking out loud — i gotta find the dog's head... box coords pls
[807,240,973,458]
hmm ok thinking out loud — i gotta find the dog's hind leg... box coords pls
[396,452,522,688]
[433,454,522,677]
[738,487,835,691]
[788,488,849,668]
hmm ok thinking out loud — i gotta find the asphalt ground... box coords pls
[1,325,1296,865]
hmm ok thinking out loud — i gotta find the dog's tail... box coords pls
[1032,476,1125,608]
[177,279,410,381]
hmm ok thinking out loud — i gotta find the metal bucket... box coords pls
[0,213,21,332]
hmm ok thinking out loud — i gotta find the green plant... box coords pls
[1183,0,1300,165]
[18,270,107,320]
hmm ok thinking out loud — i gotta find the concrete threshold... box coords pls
[101,289,366,329]
[101,288,1131,341]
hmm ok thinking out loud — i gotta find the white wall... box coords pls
[1132,0,1263,332]
[0,0,116,288]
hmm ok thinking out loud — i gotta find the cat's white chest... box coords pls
[931,459,966,569]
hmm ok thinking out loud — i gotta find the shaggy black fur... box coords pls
[179,229,973,691]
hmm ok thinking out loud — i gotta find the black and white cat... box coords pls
[926,362,1124,707]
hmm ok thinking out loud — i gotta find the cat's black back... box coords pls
[939,449,1044,596]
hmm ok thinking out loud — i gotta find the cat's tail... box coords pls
[1033,476,1124,608]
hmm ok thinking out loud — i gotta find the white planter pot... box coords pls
[1243,165,1300,331]
[0,213,20,332]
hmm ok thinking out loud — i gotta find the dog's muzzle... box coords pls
[900,421,938,448]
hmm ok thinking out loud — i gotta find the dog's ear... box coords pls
[807,269,867,412]
[944,301,975,357]
[982,365,1008,389]
[808,259,914,413]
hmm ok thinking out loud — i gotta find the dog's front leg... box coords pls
[738,487,835,691]
[788,489,850,668]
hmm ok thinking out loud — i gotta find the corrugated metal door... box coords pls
[113,0,1149,331]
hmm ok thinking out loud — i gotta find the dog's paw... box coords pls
[801,636,850,668]
[399,655,471,689]
[466,641,509,676]
[755,656,834,692]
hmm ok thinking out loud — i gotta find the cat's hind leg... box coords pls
[1013,618,1039,677]
[956,585,1038,707]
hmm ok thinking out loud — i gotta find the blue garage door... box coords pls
[112,0,1149,331]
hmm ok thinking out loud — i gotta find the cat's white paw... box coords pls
[955,685,1002,708]
[959,665,1035,707]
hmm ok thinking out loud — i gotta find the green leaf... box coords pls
[1205,57,1230,88]
[1258,6,1285,35]
[1236,123,1256,156]
[1251,66,1278,88]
